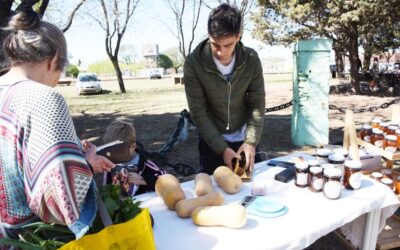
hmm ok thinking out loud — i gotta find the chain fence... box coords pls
[143,97,400,176]
[265,98,400,114]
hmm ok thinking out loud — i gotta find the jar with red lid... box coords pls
[371,128,384,148]
[360,124,373,143]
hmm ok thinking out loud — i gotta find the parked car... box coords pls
[76,73,102,95]
[149,70,161,79]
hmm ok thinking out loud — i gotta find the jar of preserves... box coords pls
[379,122,389,134]
[384,135,398,153]
[328,153,345,171]
[387,126,399,135]
[321,163,335,171]
[381,178,394,191]
[343,160,362,190]
[396,129,400,148]
[371,128,384,148]
[371,172,383,181]
[360,124,373,143]
[316,148,331,164]
[307,159,319,169]
[323,168,342,200]
[295,162,309,188]
[332,148,349,158]
[371,118,383,128]
[394,176,400,195]
[309,166,323,192]
[381,168,393,179]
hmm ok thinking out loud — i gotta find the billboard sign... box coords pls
[142,44,159,57]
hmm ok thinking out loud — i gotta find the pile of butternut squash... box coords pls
[154,167,247,229]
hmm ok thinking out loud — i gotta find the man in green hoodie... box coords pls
[184,3,265,175]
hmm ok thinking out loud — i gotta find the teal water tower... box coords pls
[291,39,332,147]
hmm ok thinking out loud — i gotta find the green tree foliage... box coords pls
[253,0,400,94]
[66,64,80,78]
[158,54,174,70]
[164,47,184,74]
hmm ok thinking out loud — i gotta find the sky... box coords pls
[62,0,293,66]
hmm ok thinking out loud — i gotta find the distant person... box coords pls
[184,4,265,175]
[0,8,114,239]
[103,120,166,196]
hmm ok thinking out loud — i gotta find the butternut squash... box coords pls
[175,191,224,218]
[191,204,247,228]
[213,166,242,194]
[194,173,214,196]
[155,174,185,210]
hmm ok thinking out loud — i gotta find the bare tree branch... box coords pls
[61,0,87,32]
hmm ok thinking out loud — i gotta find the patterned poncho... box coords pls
[0,80,96,238]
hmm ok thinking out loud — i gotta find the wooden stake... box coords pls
[344,110,360,161]
[391,105,400,124]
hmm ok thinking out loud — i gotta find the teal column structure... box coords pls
[291,39,332,147]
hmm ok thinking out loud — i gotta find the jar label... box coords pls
[312,178,324,190]
[324,181,341,199]
[364,136,371,143]
[296,173,308,185]
[374,140,384,148]
[349,173,362,189]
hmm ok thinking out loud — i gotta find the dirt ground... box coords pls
[69,78,399,250]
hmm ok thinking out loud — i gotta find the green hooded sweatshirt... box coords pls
[184,39,265,155]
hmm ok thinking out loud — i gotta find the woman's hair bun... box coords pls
[8,7,40,31]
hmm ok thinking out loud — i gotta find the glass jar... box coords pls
[379,122,389,134]
[371,172,383,181]
[323,168,342,200]
[309,166,323,192]
[381,168,393,179]
[321,163,335,171]
[328,153,345,171]
[387,126,399,135]
[307,159,319,169]
[295,162,309,188]
[381,177,394,191]
[395,176,400,195]
[332,148,349,158]
[343,160,362,190]
[371,128,384,148]
[360,124,373,143]
[396,129,400,148]
[384,135,398,153]
[371,118,383,128]
[316,148,331,164]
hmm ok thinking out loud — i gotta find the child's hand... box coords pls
[128,173,147,185]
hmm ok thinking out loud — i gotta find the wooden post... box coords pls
[343,110,360,161]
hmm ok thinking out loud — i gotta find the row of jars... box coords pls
[370,169,400,194]
[294,159,362,200]
[359,118,400,151]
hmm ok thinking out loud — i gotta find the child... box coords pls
[103,120,166,196]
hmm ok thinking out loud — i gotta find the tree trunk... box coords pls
[348,35,361,94]
[110,56,126,93]
[363,52,372,71]
[335,50,345,73]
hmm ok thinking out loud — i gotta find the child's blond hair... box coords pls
[104,120,136,145]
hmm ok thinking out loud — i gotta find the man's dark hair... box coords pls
[208,4,242,38]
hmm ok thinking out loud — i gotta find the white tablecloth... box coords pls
[136,153,399,250]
